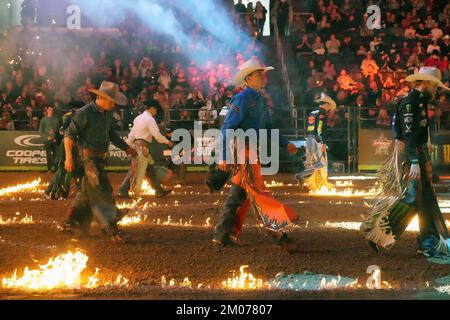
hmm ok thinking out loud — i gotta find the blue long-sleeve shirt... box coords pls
[220,87,290,161]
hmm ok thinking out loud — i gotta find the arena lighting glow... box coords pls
[71,0,255,64]
[1,250,128,291]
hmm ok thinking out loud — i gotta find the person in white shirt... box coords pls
[118,99,173,198]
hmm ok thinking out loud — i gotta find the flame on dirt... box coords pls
[204,218,211,227]
[265,181,284,188]
[140,180,156,195]
[153,216,193,227]
[222,265,266,290]
[0,178,46,196]
[319,276,359,290]
[1,250,128,291]
[309,186,379,197]
[328,176,377,181]
[118,214,147,226]
[0,212,33,225]
[161,275,192,288]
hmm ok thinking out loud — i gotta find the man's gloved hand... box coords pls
[409,163,421,180]
[126,147,138,157]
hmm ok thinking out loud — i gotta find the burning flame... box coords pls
[309,186,379,197]
[265,181,284,188]
[329,176,377,181]
[0,212,33,225]
[152,216,193,227]
[204,218,211,227]
[0,178,46,196]
[222,265,266,290]
[319,276,358,290]
[140,180,156,196]
[161,276,192,288]
[118,214,147,226]
[1,250,128,291]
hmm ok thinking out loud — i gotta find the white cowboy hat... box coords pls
[89,81,128,105]
[405,67,449,90]
[315,93,337,110]
[233,58,274,86]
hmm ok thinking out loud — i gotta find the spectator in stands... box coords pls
[312,36,326,55]
[254,1,268,36]
[337,69,357,91]
[296,34,312,56]
[341,36,354,56]
[376,108,391,127]
[305,14,317,33]
[322,59,336,81]
[325,34,340,55]
[186,89,205,121]
[416,23,430,40]
[404,25,416,39]
[275,0,290,36]
[431,22,444,41]
[413,41,427,56]
[361,52,379,77]
[39,106,60,172]
[198,100,218,128]
[401,41,411,56]
[441,35,450,56]
[356,45,368,56]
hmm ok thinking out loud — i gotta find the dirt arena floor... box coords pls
[0,172,449,300]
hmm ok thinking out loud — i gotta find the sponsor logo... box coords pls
[14,135,43,148]
[371,132,392,156]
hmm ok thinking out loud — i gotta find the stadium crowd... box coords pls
[293,0,450,130]
[0,0,281,132]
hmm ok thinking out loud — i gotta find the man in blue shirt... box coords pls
[213,58,298,250]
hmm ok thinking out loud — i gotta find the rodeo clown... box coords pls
[295,93,336,192]
[362,67,450,258]
[212,58,299,251]
[61,82,137,243]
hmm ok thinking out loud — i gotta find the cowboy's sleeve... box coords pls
[65,110,86,141]
[148,116,170,144]
[264,107,290,147]
[399,102,419,164]
[220,95,246,161]
[109,122,129,151]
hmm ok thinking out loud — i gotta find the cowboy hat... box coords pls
[88,81,128,105]
[405,67,449,90]
[315,93,337,110]
[233,58,274,86]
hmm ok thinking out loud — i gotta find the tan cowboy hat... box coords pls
[88,81,128,105]
[405,67,449,90]
[315,93,337,110]
[233,58,274,86]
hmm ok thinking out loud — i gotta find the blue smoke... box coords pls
[71,0,255,64]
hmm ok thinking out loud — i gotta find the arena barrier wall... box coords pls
[358,129,450,173]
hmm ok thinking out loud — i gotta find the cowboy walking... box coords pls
[295,94,336,192]
[62,81,137,242]
[118,99,173,199]
[212,58,299,250]
[362,67,450,257]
